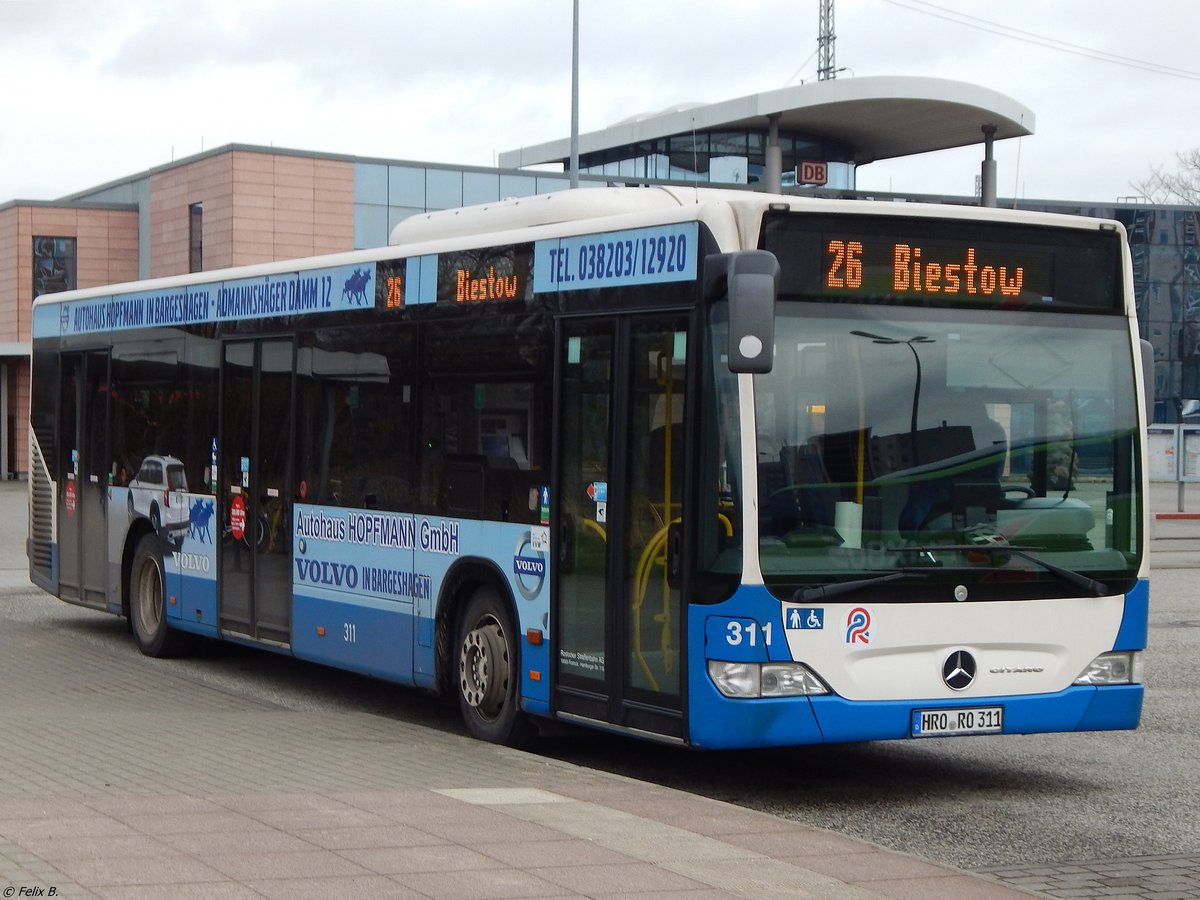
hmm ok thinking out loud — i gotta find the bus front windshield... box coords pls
[746,304,1142,600]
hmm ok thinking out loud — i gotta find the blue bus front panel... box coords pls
[688,582,1146,750]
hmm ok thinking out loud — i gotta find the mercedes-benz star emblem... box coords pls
[942,650,976,691]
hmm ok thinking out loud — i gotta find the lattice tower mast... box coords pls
[818,0,836,81]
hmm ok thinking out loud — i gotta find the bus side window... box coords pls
[110,340,187,491]
[421,379,546,523]
[295,326,417,512]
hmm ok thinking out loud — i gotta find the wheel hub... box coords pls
[136,558,163,633]
[459,620,508,717]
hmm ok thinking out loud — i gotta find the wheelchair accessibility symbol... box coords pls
[786,607,824,630]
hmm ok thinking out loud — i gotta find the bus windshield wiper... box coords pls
[893,544,1109,597]
[793,571,926,604]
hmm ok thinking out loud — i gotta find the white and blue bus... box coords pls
[29,188,1149,748]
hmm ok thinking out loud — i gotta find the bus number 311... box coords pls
[726,620,773,647]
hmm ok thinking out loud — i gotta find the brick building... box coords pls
[4,77,1195,477]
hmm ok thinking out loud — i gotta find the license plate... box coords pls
[912,706,1003,737]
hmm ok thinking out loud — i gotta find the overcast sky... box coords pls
[1,0,1196,205]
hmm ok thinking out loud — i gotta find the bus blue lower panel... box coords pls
[292,592,421,685]
[166,572,219,637]
[686,683,1143,750]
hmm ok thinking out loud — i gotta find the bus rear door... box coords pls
[58,350,109,609]
[219,339,294,645]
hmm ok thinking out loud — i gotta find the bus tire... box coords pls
[455,586,534,747]
[130,533,191,658]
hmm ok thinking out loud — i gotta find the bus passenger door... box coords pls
[58,350,109,609]
[219,339,294,645]
[554,315,689,739]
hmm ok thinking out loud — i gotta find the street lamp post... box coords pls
[851,330,936,457]
[570,0,580,189]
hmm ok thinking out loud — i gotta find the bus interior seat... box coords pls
[335,474,413,510]
[481,433,527,471]
[505,470,542,525]
[901,422,1008,535]
[952,481,1004,529]
[780,443,835,528]
[757,460,797,538]
[441,455,487,515]
[508,435,529,469]
[814,429,874,484]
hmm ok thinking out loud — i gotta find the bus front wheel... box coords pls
[130,534,191,658]
[455,587,533,746]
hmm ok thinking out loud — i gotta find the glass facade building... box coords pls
[351,162,585,250]
[575,129,855,190]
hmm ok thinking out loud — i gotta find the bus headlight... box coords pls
[708,660,829,698]
[1073,651,1144,685]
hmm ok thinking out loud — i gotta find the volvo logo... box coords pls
[942,650,977,691]
[512,530,548,601]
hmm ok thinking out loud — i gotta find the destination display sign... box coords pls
[762,212,1123,313]
[436,244,534,306]
[375,245,536,310]
[825,239,1042,301]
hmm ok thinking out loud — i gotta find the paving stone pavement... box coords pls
[978,854,1200,899]
[1,479,1197,898]
[0,474,1033,900]
[0,587,1039,899]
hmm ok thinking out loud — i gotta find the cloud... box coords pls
[1,0,1196,201]
[98,1,575,91]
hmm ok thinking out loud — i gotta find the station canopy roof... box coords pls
[498,76,1034,169]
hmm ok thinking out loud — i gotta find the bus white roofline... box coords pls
[33,186,1125,312]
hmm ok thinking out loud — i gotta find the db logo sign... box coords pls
[799,160,828,186]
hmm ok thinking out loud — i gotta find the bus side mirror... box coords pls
[716,250,779,374]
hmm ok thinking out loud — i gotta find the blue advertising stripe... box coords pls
[533,222,699,294]
[291,503,552,704]
[42,262,380,337]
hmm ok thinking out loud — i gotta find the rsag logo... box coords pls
[845,607,871,645]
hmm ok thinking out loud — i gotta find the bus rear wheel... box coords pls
[130,534,192,658]
[455,587,533,746]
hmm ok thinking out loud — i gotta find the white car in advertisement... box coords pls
[127,455,189,546]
